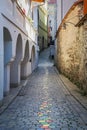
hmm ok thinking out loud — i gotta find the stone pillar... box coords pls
[0,17,4,105]
[26,62,32,75]
[35,45,39,68]
[4,64,10,95]
[10,62,21,87]
[21,61,31,79]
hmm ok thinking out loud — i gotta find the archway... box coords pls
[10,34,22,87]
[21,40,29,79]
[3,27,12,95]
[31,46,36,71]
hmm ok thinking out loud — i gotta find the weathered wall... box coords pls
[83,20,87,91]
[56,2,87,92]
[38,6,48,51]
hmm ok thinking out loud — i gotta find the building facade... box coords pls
[0,0,39,105]
[56,0,87,93]
[38,3,48,51]
[48,0,57,42]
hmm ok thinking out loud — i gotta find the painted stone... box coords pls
[41,125,49,129]
[47,119,53,123]
[39,120,46,123]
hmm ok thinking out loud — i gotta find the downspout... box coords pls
[61,0,63,21]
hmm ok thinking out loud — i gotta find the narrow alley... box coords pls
[0,48,87,130]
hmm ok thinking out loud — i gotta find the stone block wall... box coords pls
[56,2,87,92]
[83,21,87,91]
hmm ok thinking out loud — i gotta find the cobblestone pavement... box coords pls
[0,49,87,130]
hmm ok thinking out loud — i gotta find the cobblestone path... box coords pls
[0,49,87,130]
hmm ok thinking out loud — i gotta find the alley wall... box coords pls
[56,1,87,93]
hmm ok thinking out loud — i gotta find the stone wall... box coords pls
[83,21,87,91]
[56,2,87,92]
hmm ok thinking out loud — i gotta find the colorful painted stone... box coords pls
[38,113,43,116]
[41,122,48,125]
[40,107,44,110]
[38,100,57,130]
[46,119,53,123]
[49,124,56,128]
[43,124,49,127]
[41,125,49,129]
[46,110,51,113]
[39,116,49,120]
[38,112,42,115]
[39,120,46,123]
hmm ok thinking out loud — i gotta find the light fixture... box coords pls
[62,21,76,30]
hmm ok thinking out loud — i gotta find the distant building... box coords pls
[48,0,57,41]
[38,3,48,51]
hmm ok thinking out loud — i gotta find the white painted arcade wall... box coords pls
[0,0,39,104]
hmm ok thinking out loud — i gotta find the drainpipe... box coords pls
[61,0,63,21]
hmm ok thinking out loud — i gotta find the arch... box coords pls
[23,40,29,63]
[15,34,22,61]
[3,27,12,95]
[10,34,23,87]
[21,40,30,79]
[4,27,12,65]
[31,45,36,71]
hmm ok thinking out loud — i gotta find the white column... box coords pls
[4,64,10,95]
[21,61,31,79]
[10,62,21,87]
[26,62,32,75]
[35,46,39,68]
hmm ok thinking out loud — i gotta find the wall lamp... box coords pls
[62,21,76,29]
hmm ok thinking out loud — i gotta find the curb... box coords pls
[54,67,87,111]
[0,79,28,115]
